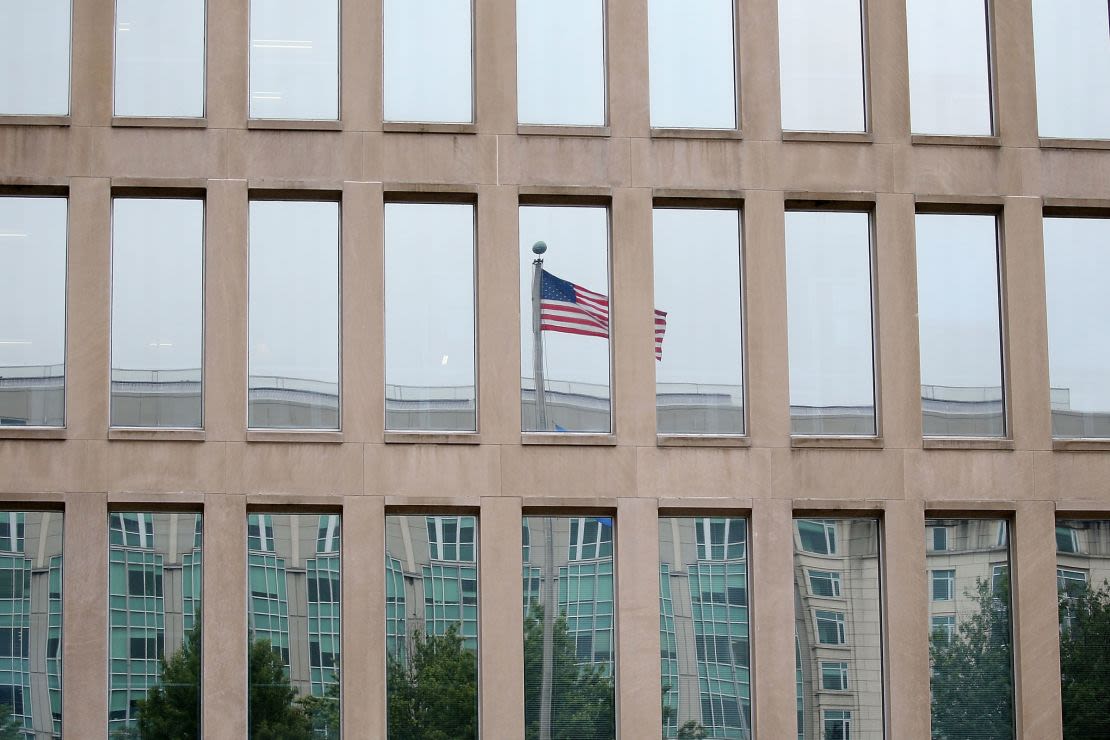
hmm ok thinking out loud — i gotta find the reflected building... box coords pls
[110,369,202,430]
[925,519,1012,643]
[1055,519,1110,620]
[246,379,340,431]
[0,366,64,428]
[656,384,745,436]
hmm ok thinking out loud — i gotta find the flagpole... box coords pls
[531,241,549,432]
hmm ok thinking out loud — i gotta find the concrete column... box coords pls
[62,492,108,734]
[866,0,911,143]
[608,0,650,139]
[884,499,930,738]
[202,494,247,740]
[342,182,383,444]
[479,496,525,737]
[342,0,377,131]
[206,0,249,129]
[738,0,782,140]
[69,0,113,127]
[475,0,518,134]
[342,495,386,737]
[615,497,661,738]
[992,0,1040,147]
[750,498,796,738]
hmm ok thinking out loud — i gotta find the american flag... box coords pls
[539,269,668,360]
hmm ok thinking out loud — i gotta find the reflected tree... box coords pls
[131,623,202,739]
[0,705,20,740]
[1059,581,1110,739]
[386,623,478,740]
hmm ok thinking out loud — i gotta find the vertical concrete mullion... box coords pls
[205,0,249,129]
[607,0,649,139]
[479,496,525,738]
[69,0,113,126]
[751,498,796,738]
[342,182,382,444]
[342,0,376,131]
[202,494,247,740]
[1012,500,1062,739]
[342,495,385,737]
[883,499,930,738]
[992,0,1040,147]
[738,0,782,140]
[62,492,108,734]
[615,497,661,738]
[865,0,911,143]
[474,0,517,134]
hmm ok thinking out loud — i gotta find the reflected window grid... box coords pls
[383,0,474,123]
[113,0,207,118]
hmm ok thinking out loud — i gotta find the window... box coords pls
[569,517,613,561]
[905,0,992,136]
[383,0,472,123]
[519,205,611,433]
[778,0,865,132]
[0,1,70,115]
[385,202,476,432]
[247,514,274,553]
[1044,217,1110,438]
[0,197,67,428]
[1056,525,1079,554]
[1032,0,1110,139]
[808,570,841,598]
[1057,568,1087,597]
[695,517,747,561]
[426,515,476,562]
[111,198,204,429]
[916,213,1005,437]
[797,520,837,555]
[653,207,744,435]
[823,709,852,740]
[815,610,846,645]
[248,200,340,430]
[932,570,955,601]
[821,661,849,691]
[930,526,949,552]
[931,615,956,644]
[114,0,205,117]
[648,0,736,129]
[516,0,606,126]
[786,211,875,435]
[991,564,1008,594]
[249,0,339,120]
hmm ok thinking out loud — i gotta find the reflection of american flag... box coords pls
[539,269,668,360]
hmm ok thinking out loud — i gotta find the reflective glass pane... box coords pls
[249,0,339,120]
[660,517,751,739]
[248,513,340,738]
[0,0,70,115]
[517,0,606,126]
[111,199,204,429]
[926,519,1014,739]
[523,516,615,738]
[520,206,611,433]
[786,211,875,435]
[248,201,340,430]
[1055,519,1110,740]
[793,518,882,739]
[114,0,205,118]
[1044,217,1110,438]
[385,202,475,432]
[384,0,473,123]
[1032,0,1110,140]
[778,0,865,132]
[648,0,736,129]
[906,0,992,136]
[0,197,67,428]
[385,515,478,738]
[916,213,1004,437]
[107,512,202,737]
[653,208,744,435]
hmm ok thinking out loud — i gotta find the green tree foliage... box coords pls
[132,624,202,739]
[523,602,614,740]
[929,577,1014,740]
[0,704,22,740]
[1059,580,1110,740]
[248,638,313,740]
[386,624,478,740]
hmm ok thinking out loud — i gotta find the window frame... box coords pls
[807,569,842,598]
[822,708,853,740]
[814,609,847,645]
[931,569,955,601]
[819,660,850,691]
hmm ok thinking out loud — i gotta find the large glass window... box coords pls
[0,512,62,736]
[786,211,875,436]
[0,1,70,115]
[916,213,1004,438]
[905,0,992,136]
[777,0,865,132]
[793,517,882,739]
[659,517,752,739]
[108,512,201,737]
[248,200,340,430]
[648,0,736,130]
[385,515,478,739]
[1031,0,1110,140]
[385,202,475,432]
[0,197,67,428]
[249,0,339,120]
[653,207,744,435]
[1043,217,1110,438]
[248,513,340,738]
[516,0,606,126]
[926,518,1014,739]
[523,516,614,739]
[519,205,611,433]
[114,0,205,118]
[111,198,204,429]
[383,0,472,123]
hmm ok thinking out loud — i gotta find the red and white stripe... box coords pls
[540,283,610,339]
[655,309,668,361]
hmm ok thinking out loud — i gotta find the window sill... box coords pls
[384,432,481,445]
[923,438,1014,451]
[1052,439,1110,452]
[112,116,207,129]
[517,124,610,138]
[791,436,884,450]
[657,435,751,448]
[911,134,1000,147]
[782,131,872,144]
[521,433,616,446]
[383,121,476,134]
[247,119,343,131]
[1039,137,1110,151]
[108,428,206,442]
[246,430,344,443]
[0,115,70,127]
[650,127,742,140]
[0,427,66,440]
